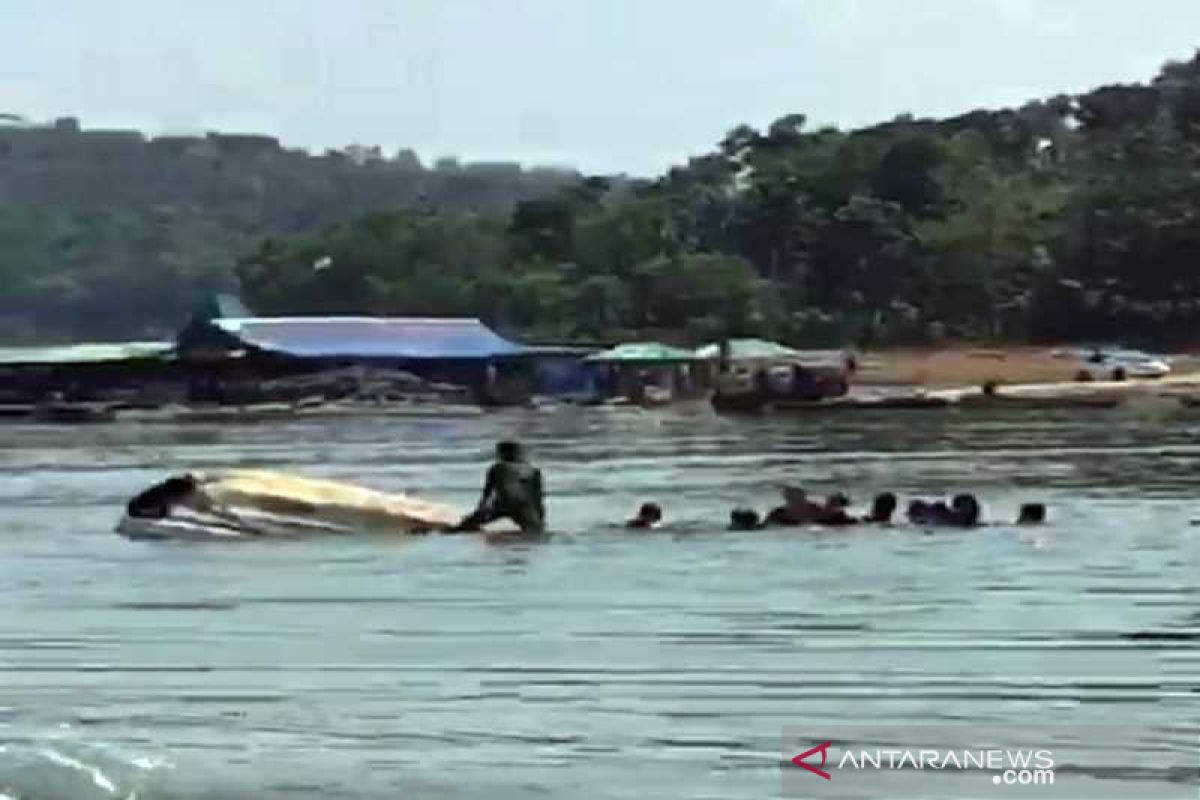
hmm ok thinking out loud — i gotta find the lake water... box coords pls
[1,407,1197,799]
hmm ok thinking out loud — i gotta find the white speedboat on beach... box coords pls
[116,469,459,541]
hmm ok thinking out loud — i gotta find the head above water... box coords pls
[871,492,898,522]
[638,502,663,524]
[782,486,807,507]
[162,474,198,497]
[825,492,851,510]
[951,493,981,526]
[729,507,761,531]
[496,440,523,462]
[1017,503,1046,525]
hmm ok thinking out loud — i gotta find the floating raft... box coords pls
[956,393,1123,410]
[772,394,953,411]
[0,403,118,423]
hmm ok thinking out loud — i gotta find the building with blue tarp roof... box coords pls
[191,316,525,361]
[179,294,522,360]
[175,296,545,403]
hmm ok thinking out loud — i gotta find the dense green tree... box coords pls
[225,49,1200,347]
[9,50,1200,347]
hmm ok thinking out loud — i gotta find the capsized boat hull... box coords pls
[117,514,259,541]
[116,469,460,540]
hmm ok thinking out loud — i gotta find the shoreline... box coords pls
[6,345,1200,423]
[853,345,1200,388]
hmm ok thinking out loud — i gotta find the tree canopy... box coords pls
[10,52,1200,346]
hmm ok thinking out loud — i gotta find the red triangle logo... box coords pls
[792,741,832,780]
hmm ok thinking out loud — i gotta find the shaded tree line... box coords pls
[12,52,1200,346]
[240,52,1200,347]
[0,131,579,339]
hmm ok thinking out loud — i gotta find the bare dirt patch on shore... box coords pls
[855,346,1200,389]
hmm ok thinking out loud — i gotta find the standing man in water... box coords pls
[453,440,546,533]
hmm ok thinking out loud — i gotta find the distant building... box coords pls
[178,315,523,363]
[175,297,528,402]
[0,341,178,405]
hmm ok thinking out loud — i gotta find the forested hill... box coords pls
[240,51,1200,349]
[12,51,1200,346]
[0,118,579,340]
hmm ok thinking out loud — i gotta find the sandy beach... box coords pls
[855,345,1200,389]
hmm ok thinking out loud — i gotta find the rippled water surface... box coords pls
[1,408,1198,799]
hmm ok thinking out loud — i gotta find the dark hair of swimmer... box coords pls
[728,507,761,531]
[627,502,663,529]
[782,486,807,505]
[162,475,198,496]
[951,493,981,526]
[869,492,898,523]
[496,440,523,462]
[825,492,851,509]
[907,499,929,521]
[1017,503,1046,525]
[126,474,199,519]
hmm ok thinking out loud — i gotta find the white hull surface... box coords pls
[117,514,259,541]
[116,469,459,541]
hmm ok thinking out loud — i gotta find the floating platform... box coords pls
[710,374,1200,415]
[956,393,1123,410]
[0,403,118,423]
[772,394,953,411]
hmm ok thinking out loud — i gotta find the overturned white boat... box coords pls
[116,469,460,541]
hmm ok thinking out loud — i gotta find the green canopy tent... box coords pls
[584,342,699,363]
[583,342,702,402]
[694,338,802,362]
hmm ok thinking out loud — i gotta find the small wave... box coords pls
[0,738,172,800]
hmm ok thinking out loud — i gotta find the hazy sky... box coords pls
[3,0,1198,174]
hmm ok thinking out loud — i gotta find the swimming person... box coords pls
[816,492,856,526]
[728,507,763,531]
[908,494,981,527]
[949,494,981,527]
[866,492,898,524]
[764,487,822,526]
[1016,503,1046,525]
[126,474,202,519]
[625,502,664,530]
[453,440,546,533]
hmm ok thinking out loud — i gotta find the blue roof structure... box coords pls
[209,316,524,360]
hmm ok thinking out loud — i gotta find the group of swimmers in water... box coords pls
[457,441,1046,535]
[625,487,1047,531]
[126,439,1046,536]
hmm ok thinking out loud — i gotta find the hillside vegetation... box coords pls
[7,53,1200,347]
[0,119,577,339]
